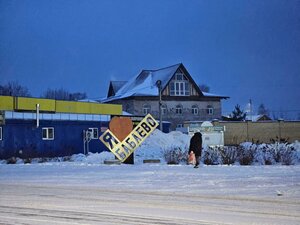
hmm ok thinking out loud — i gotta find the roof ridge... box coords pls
[143,63,182,72]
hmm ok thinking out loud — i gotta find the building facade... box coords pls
[104,63,229,130]
[0,96,122,159]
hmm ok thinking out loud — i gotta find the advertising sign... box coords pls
[99,114,158,162]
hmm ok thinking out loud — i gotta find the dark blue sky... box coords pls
[1,0,300,118]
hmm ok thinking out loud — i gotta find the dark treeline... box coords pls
[41,88,87,101]
[0,81,87,101]
[0,81,31,97]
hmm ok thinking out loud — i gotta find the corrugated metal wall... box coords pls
[0,119,109,159]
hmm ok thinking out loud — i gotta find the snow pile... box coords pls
[71,152,115,164]
[134,129,190,163]
[1,129,299,165]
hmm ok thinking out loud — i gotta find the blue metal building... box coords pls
[0,96,122,159]
[1,118,110,159]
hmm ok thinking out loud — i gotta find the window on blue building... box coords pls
[88,128,98,139]
[0,127,2,140]
[42,127,54,140]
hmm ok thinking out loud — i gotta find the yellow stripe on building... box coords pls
[0,96,122,115]
[0,96,14,110]
[15,97,56,112]
[55,100,122,115]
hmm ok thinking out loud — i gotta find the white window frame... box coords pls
[143,104,151,115]
[0,127,2,140]
[170,75,190,96]
[175,82,185,96]
[191,105,199,115]
[42,127,54,140]
[175,105,183,114]
[207,107,214,115]
[88,128,98,139]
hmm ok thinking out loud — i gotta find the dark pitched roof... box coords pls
[107,81,127,97]
[103,63,229,102]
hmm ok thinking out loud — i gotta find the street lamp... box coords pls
[156,80,163,131]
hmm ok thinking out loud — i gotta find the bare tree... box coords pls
[198,84,210,93]
[41,88,87,101]
[70,92,87,101]
[0,81,31,97]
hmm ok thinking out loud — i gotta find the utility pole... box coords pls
[249,99,252,121]
[156,80,163,131]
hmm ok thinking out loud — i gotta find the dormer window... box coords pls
[170,72,190,96]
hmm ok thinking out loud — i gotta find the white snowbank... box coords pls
[134,129,190,163]
[1,129,299,165]
[71,151,115,164]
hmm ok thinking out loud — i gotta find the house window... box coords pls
[124,104,131,113]
[177,124,183,128]
[0,127,2,140]
[88,128,98,139]
[175,73,184,80]
[207,106,214,115]
[169,73,190,96]
[191,105,199,115]
[161,104,167,115]
[143,104,151,115]
[42,127,54,140]
[175,105,183,114]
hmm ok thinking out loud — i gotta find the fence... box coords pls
[212,120,300,145]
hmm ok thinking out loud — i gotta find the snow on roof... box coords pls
[78,99,99,103]
[245,114,271,121]
[111,81,127,93]
[102,63,229,102]
[117,64,180,96]
[122,111,132,116]
[202,92,229,99]
[102,64,181,102]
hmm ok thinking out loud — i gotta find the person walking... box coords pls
[189,132,202,168]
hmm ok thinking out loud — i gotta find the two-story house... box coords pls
[103,63,229,130]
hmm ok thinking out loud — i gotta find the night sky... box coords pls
[1,0,299,118]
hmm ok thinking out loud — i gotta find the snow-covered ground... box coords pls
[0,130,300,224]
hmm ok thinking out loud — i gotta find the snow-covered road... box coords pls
[1,163,300,224]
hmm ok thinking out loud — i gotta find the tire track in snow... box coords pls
[1,183,300,224]
[0,205,216,225]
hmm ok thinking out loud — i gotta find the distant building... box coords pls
[246,114,272,122]
[103,63,229,130]
[222,114,272,122]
